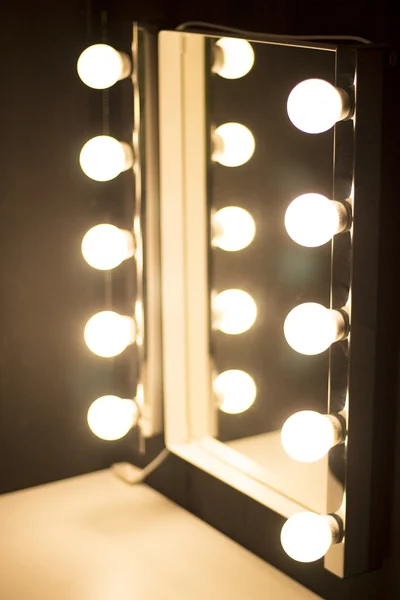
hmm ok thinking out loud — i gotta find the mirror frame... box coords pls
[158,30,398,578]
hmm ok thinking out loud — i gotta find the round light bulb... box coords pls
[212,289,257,335]
[81,224,134,270]
[284,303,345,355]
[79,136,133,182]
[285,193,347,247]
[212,206,256,252]
[287,79,350,134]
[212,123,255,167]
[84,311,135,357]
[87,395,138,440]
[281,410,338,463]
[214,370,257,414]
[281,512,336,563]
[213,38,255,80]
[77,44,131,89]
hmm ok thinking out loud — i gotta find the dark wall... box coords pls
[1,1,399,599]
[0,0,139,493]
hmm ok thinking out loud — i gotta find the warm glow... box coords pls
[281,411,336,463]
[87,395,138,440]
[284,303,343,355]
[213,38,255,80]
[287,79,348,134]
[212,123,255,167]
[81,224,134,270]
[285,193,343,247]
[79,136,133,182]
[212,206,255,252]
[84,311,135,357]
[214,370,256,414]
[77,44,131,89]
[281,512,334,563]
[212,289,257,335]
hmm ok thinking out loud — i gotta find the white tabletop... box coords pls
[0,470,320,600]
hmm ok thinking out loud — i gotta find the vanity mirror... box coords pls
[159,29,398,578]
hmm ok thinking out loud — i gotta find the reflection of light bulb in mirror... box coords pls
[212,289,257,335]
[287,79,351,134]
[77,44,131,89]
[212,123,255,167]
[284,303,347,355]
[212,38,255,80]
[81,224,134,270]
[212,206,255,252]
[79,136,133,182]
[285,194,350,247]
[214,370,256,414]
[281,410,344,463]
[84,311,135,357]
[281,512,341,563]
[87,395,138,440]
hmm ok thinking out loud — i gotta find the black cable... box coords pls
[176,21,371,45]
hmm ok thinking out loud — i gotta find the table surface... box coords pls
[0,469,320,600]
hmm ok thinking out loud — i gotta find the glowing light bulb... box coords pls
[212,289,257,335]
[214,370,256,414]
[77,44,131,89]
[212,206,255,252]
[212,123,255,167]
[87,395,138,440]
[285,194,350,247]
[212,38,255,80]
[284,303,346,355]
[84,311,135,357]
[81,224,134,270]
[281,410,344,462]
[281,512,339,563]
[287,79,351,134]
[79,136,133,182]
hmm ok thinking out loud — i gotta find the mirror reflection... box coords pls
[206,36,338,513]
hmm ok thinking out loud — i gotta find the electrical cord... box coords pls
[111,448,170,485]
[176,21,371,45]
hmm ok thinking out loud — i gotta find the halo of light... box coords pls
[77,44,130,89]
[84,311,135,357]
[287,79,346,134]
[87,395,138,440]
[213,38,255,79]
[79,136,133,182]
[213,123,255,167]
[284,303,340,355]
[212,289,257,335]
[81,224,134,270]
[281,410,336,462]
[214,370,257,414]
[285,193,341,247]
[212,206,256,252]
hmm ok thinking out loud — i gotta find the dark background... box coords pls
[1,1,399,599]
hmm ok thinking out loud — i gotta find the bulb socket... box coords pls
[120,143,134,172]
[332,199,353,233]
[211,131,224,162]
[121,229,135,259]
[326,514,344,544]
[122,316,136,346]
[327,413,347,445]
[332,308,350,342]
[337,87,354,121]
[211,44,224,74]
[119,52,132,80]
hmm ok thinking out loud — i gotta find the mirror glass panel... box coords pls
[206,36,336,513]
